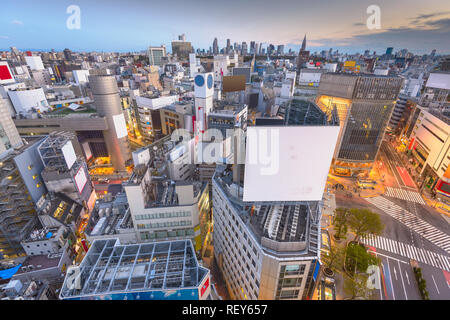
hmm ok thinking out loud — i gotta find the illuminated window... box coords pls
[32,175,37,180]
[28,165,33,170]
[36,183,41,188]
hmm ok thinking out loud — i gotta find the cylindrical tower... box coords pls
[89,75,131,171]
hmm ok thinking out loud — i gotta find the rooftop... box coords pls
[213,167,321,256]
[85,193,133,238]
[59,238,209,299]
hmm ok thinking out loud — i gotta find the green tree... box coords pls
[345,243,379,274]
[343,273,375,300]
[322,244,345,273]
[347,208,384,242]
[333,207,350,240]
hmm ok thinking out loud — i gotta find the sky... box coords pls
[1,0,450,55]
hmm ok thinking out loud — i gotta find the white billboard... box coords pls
[81,142,92,160]
[74,166,88,194]
[426,73,450,90]
[62,141,76,170]
[113,114,128,138]
[243,126,339,202]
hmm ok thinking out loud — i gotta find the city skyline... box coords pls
[1,0,450,54]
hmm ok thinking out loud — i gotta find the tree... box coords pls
[322,244,345,273]
[347,208,384,242]
[333,207,350,240]
[343,273,376,300]
[345,242,379,274]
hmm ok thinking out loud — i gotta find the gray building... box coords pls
[212,102,336,300]
[59,238,211,300]
[0,138,47,259]
[89,75,132,171]
[316,73,403,176]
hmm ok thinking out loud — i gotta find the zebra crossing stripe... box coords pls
[384,187,426,205]
[365,196,450,254]
[359,235,450,271]
[443,257,450,271]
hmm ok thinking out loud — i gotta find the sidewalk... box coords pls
[327,170,385,199]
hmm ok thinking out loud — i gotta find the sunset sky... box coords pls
[1,0,449,54]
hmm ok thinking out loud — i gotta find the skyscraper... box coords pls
[213,38,219,55]
[147,45,167,66]
[171,35,192,60]
[226,39,231,54]
[297,35,309,70]
[301,34,306,51]
[241,42,248,56]
[89,75,131,171]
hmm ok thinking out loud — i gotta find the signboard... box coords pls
[62,141,77,170]
[74,166,88,194]
[0,62,14,84]
[243,126,339,202]
[113,114,128,138]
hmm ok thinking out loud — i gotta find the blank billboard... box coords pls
[113,114,128,138]
[426,73,450,90]
[74,166,88,194]
[62,141,76,170]
[81,142,92,161]
[243,126,339,202]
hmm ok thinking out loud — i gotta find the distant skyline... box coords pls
[1,0,450,55]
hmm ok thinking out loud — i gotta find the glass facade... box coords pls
[337,101,393,162]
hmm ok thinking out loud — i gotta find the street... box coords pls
[331,140,450,299]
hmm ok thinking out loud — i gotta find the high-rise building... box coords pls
[38,132,95,210]
[241,42,248,56]
[147,45,167,66]
[89,75,131,171]
[226,39,231,54]
[297,35,309,70]
[172,35,192,60]
[213,38,219,55]
[63,48,72,61]
[316,73,404,176]
[0,136,47,259]
[386,47,394,56]
[213,100,339,300]
[277,45,285,55]
[194,72,214,134]
[301,34,306,52]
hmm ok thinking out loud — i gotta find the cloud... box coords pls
[11,20,23,25]
[409,11,450,26]
[288,16,450,54]
[0,36,9,39]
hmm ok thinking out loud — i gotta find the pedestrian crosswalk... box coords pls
[361,234,450,272]
[384,187,426,205]
[365,196,450,254]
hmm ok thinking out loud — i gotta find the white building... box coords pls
[72,70,90,85]
[7,87,49,114]
[213,55,230,83]
[124,165,209,253]
[408,107,450,184]
[24,56,45,71]
[212,168,321,300]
